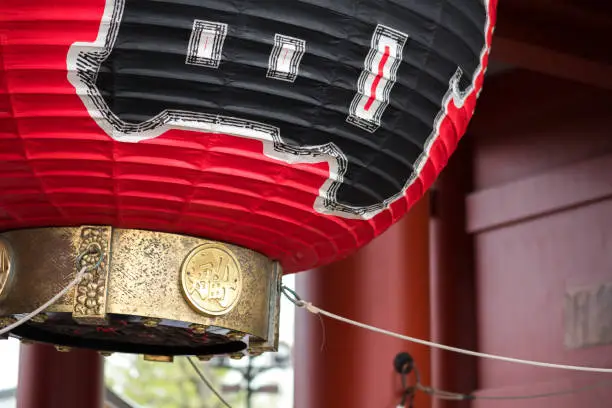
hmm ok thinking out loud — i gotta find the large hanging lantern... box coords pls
[0,0,497,359]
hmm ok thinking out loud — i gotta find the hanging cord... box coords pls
[281,285,612,374]
[187,357,234,408]
[0,246,104,337]
[393,352,612,402]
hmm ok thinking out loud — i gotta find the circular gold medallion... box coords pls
[0,238,13,300]
[180,244,243,316]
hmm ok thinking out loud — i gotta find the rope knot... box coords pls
[296,300,319,314]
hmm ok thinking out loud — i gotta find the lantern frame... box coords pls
[0,226,281,359]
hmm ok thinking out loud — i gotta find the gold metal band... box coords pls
[0,226,281,358]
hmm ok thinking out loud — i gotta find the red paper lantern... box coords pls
[0,0,497,357]
[1,0,497,272]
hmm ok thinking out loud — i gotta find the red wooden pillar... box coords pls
[17,343,104,408]
[430,139,478,408]
[295,195,431,408]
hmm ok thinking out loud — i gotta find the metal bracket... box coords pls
[72,226,112,325]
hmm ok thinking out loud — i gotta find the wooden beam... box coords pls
[490,37,612,90]
[495,1,612,64]
[466,154,612,233]
[17,344,104,408]
[294,196,432,408]
[430,140,478,408]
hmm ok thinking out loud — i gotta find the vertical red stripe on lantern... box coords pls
[364,46,391,111]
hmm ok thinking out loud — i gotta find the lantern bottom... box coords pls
[0,226,281,360]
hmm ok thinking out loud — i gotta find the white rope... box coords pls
[187,357,233,408]
[0,266,88,336]
[282,287,612,374]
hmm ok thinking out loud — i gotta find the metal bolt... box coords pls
[189,323,207,334]
[31,313,48,324]
[55,345,72,353]
[197,355,213,362]
[99,351,113,357]
[143,354,173,363]
[227,331,244,341]
[229,353,244,360]
[142,318,161,328]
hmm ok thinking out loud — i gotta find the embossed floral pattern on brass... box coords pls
[72,227,111,325]
[181,244,243,316]
[0,239,12,299]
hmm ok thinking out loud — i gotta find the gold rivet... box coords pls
[31,314,48,324]
[143,355,173,363]
[142,318,161,328]
[227,331,244,341]
[55,345,72,353]
[229,353,244,360]
[197,355,213,362]
[189,323,208,334]
[99,351,113,357]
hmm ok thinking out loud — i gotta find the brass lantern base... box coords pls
[0,226,281,360]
